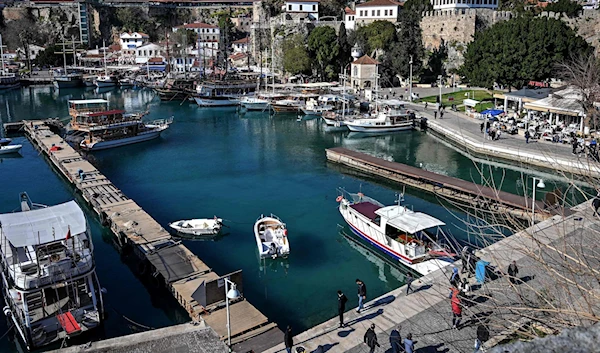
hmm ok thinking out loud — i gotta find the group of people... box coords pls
[364,324,416,353]
[480,121,503,141]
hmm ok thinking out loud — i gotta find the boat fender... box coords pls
[137,261,148,276]
[336,196,343,202]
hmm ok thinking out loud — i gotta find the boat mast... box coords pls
[102,40,107,76]
[71,35,77,69]
[0,34,4,75]
[62,37,68,74]
[374,65,379,114]
[342,68,346,118]
[270,20,274,94]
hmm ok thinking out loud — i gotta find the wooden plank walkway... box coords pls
[326,147,566,222]
[23,120,278,347]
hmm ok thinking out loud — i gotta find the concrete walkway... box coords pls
[407,103,600,177]
[263,201,596,353]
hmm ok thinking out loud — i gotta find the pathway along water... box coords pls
[0,87,588,351]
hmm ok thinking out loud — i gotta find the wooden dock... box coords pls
[326,147,566,222]
[23,120,279,346]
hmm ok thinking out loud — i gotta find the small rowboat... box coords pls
[0,144,22,155]
[169,217,223,236]
[254,214,290,259]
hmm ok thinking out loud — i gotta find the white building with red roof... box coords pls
[173,22,221,54]
[119,32,150,54]
[344,7,356,30]
[232,36,250,53]
[351,54,379,89]
[355,0,403,26]
[282,0,320,22]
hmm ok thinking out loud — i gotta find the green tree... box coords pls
[34,45,61,68]
[546,0,583,18]
[380,11,424,85]
[402,0,433,14]
[338,22,352,73]
[356,21,397,56]
[461,16,591,90]
[422,41,448,83]
[308,26,340,80]
[115,8,151,33]
[282,34,311,76]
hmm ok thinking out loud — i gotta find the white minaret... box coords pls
[351,43,362,61]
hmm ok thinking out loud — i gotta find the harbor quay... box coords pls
[263,201,595,353]
[408,103,600,178]
[21,120,280,350]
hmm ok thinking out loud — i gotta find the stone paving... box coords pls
[264,203,598,353]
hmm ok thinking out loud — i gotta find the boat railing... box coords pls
[148,117,174,126]
[337,188,385,207]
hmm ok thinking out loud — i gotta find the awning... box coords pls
[480,109,504,116]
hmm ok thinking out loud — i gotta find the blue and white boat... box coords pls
[337,190,456,275]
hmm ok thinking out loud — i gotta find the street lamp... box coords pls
[224,278,240,351]
[437,75,443,112]
[531,177,545,227]
[409,55,413,102]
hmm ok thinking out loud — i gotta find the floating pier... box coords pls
[23,120,279,347]
[326,147,566,222]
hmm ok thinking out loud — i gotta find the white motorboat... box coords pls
[0,137,11,146]
[346,101,415,132]
[0,192,104,350]
[337,190,456,275]
[0,144,22,155]
[169,217,223,236]
[254,214,290,259]
[94,75,117,88]
[240,96,270,111]
[300,98,334,116]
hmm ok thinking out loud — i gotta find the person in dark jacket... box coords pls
[450,267,460,287]
[363,324,379,353]
[284,326,293,353]
[507,261,519,284]
[356,279,367,312]
[337,290,348,327]
[406,273,414,295]
[389,327,402,353]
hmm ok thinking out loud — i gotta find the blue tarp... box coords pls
[480,109,504,116]
[475,260,490,284]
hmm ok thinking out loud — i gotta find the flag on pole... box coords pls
[66,226,71,240]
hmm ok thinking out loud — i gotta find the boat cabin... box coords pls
[68,99,109,118]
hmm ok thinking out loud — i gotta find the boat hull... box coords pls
[0,144,22,155]
[194,97,239,107]
[346,124,413,133]
[81,130,163,151]
[241,102,270,111]
[53,78,83,89]
[272,105,300,113]
[169,218,223,236]
[0,82,20,90]
[95,80,117,88]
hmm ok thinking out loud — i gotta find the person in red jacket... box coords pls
[449,287,462,329]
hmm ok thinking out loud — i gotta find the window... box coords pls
[299,4,303,10]
[312,4,316,11]
[384,10,388,15]
[288,4,292,10]
[353,66,358,76]
[390,10,394,16]
[377,10,380,16]
[372,10,375,16]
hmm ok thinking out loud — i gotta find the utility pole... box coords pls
[437,74,442,112]
[409,55,413,102]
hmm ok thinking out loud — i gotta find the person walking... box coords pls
[440,110,444,119]
[363,324,380,353]
[390,327,402,353]
[403,333,415,353]
[480,122,484,133]
[450,287,462,329]
[337,290,348,327]
[524,130,530,144]
[434,111,437,119]
[474,324,490,352]
[284,326,293,353]
[450,267,460,288]
[406,273,414,295]
[356,279,367,313]
[507,260,519,284]
[425,102,428,110]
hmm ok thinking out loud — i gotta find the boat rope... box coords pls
[0,323,14,341]
[106,302,155,331]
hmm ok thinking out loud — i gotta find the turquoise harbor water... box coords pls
[0,87,587,351]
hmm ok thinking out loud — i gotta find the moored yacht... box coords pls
[346,100,416,133]
[0,193,104,350]
[239,96,270,111]
[193,80,257,107]
[337,190,456,275]
[66,99,172,151]
[94,75,117,88]
[254,215,290,259]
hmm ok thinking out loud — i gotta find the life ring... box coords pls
[336,196,343,202]
[283,229,288,236]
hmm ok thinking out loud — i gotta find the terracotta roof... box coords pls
[356,0,403,7]
[108,44,121,52]
[232,37,250,44]
[345,6,356,14]
[352,55,379,65]
[137,32,149,38]
[229,52,249,61]
[148,57,165,63]
[179,22,218,29]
